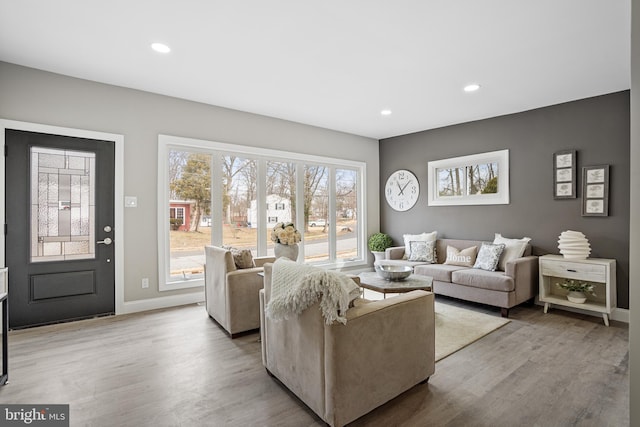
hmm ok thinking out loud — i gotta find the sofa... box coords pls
[259,262,435,427]
[384,238,538,317]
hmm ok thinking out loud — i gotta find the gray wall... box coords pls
[0,62,379,303]
[629,0,638,423]
[380,91,630,308]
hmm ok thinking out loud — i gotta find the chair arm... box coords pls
[385,246,406,260]
[323,291,435,426]
[505,256,539,301]
[254,256,276,268]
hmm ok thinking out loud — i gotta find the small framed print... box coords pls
[553,150,576,199]
[582,165,609,216]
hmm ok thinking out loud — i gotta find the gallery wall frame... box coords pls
[427,149,509,206]
[553,149,576,199]
[582,164,610,216]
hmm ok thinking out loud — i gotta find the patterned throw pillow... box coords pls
[408,240,436,263]
[402,231,437,260]
[473,243,506,271]
[222,246,254,269]
[444,245,478,267]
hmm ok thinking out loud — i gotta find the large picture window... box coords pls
[158,135,366,290]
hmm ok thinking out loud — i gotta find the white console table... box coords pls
[539,255,616,326]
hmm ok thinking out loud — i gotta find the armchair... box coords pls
[259,262,435,427]
[204,245,275,337]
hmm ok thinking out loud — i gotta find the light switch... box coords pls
[125,196,138,208]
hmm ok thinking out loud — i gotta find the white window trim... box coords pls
[158,134,367,291]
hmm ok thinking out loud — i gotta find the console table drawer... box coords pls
[540,261,606,282]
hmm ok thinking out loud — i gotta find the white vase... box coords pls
[274,243,299,260]
[372,251,386,264]
[567,291,587,304]
[558,230,591,260]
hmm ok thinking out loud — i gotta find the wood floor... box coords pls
[0,297,628,427]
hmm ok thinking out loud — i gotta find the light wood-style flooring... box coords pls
[0,297,629,426]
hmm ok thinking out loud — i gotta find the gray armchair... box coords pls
[204,245,275,337]
[259,262,435,427]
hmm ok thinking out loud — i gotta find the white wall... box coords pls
[630,0,639,423]
[0,62,379,310]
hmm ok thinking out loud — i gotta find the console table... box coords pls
[538,255,616,326]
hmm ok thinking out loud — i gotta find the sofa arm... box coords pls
[385,246,406,260]
[323,291,435,426]
[254,256,276,267]
[505,256,539,302]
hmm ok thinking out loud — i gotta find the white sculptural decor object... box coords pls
[558,230,591,259]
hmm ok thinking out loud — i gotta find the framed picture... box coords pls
[582,165,609,216]
[553,150,576,199]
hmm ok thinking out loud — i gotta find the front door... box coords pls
[5,129,115,328]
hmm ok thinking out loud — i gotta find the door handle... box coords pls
[97,237,113,245]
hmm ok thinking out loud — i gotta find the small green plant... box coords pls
[368,232,393,252]
[170,218,183,230]
[556,279,596,295]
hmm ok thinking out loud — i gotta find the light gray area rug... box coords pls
[435,302,510,361]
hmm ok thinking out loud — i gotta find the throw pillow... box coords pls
[444,245,478,267]
[222,245,254,269]
[408,240,437,263]
[473,242,506,271]
[493,233,532,271]
[402,231,437,260]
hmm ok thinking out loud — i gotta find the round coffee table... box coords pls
[357,272,433,298]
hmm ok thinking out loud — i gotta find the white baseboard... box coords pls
[118,291,205,315]
[535,300,629,324]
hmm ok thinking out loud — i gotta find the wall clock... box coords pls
[385,169,420,211]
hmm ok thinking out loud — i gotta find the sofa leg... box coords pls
[501,308,509,318]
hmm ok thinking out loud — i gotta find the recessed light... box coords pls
[464,83,480,92]
[380,109,392,116]
[151,43,171,53]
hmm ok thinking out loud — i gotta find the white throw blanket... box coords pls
[265,258,361,325]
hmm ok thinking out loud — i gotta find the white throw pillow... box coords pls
[402,231,437,260]
[493,233,532,271]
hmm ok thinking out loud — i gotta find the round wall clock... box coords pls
[385,169,420,211]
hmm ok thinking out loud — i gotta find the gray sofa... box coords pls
[384,238,538,317]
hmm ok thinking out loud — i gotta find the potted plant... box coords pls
[555,279,595,303]
[368,232,393,263]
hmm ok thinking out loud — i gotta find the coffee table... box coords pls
[357,272,433,298]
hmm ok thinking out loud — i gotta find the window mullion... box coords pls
[257,159,267,256]
[295,162,304,262]
[328,166,336,261]
[211,153,223,245]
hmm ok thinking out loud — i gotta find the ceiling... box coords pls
[0,1,631,140]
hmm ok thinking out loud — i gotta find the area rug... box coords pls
[435,302,510,361]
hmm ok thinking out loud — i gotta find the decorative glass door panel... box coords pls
[30,147,95,262]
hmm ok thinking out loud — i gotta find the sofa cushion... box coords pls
[451,269,515,292]
[402,231,437,259]
[414,264,466,283]
[408,240,436,263]
[444,245,478,267]
[493,233,532,271]
[473,242,505,271]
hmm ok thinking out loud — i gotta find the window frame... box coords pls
[158,135,367,291]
